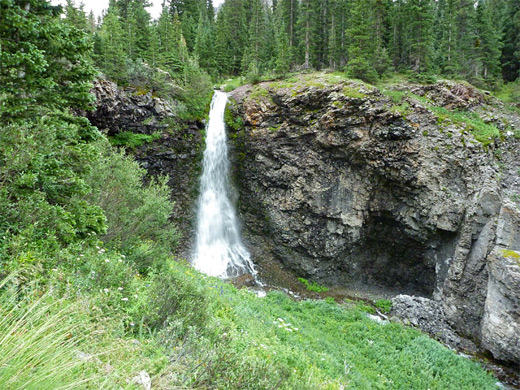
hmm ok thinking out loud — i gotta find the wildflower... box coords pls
[130,323,135,326]
[105,259,110,263]
[103,288,109,293]
[52,268,58,272]
[96,246,100,249]
[121,255,126,258]
[118,287,123,291]
[134,294,138,298]
[121,297,128,301]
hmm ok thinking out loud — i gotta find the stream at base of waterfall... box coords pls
[193,91,256,279]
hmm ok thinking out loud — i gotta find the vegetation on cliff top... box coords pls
[62,0,519,109]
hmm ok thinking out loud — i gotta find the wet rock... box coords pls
[229,273,255,289]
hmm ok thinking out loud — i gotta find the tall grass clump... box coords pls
[0,276,103,390]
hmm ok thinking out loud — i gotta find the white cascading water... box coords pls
[193,91,256,279]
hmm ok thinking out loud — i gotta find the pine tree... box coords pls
[455,0,478,78]
[372,0,392,76]
[475,0,502,81]
[63,0,89,31]
[278,0,300,67]
[346,0,378,82]
[96,7,127,82]
[327,0,348,69]
[274,4,291,75]
[434,0,459,74]
[194,13,217,74]
[126,1,152,61]
[156,6,184,73]
[214,0,248,75]
[501,0,520,81]
[298,0,316,69]
[389,0,408,70]
[407,0,434,73]
[0,0,96,115]
[242,0,268,77]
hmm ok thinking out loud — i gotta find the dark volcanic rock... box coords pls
[390,295,478,353]
[228,75,520,365]
[88,78,204,256]
[87,78,180,135]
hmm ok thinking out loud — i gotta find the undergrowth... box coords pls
[298,277,330,293]
[109,131,161,149]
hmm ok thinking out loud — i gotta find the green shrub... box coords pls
[109,131,161,149]
[84,140,180,272]
[298,277,330,293]
[221,77,247,92]
[374,299,393,314]
[145,263,209,332]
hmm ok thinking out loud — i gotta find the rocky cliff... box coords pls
[228,74,520,366]
[86,79,204,253]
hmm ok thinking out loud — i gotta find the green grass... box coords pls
[430,107,500,145]
[375,298,393,314]
[221,77,247,92]
[0,251,500,390]
[214,283,499,389]
[0,275,126,390]
[298,277,330,293]
[109,131,161,149]
[493,80,520,104]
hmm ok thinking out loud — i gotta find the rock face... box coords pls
[87,78,204,254]
[87,78,182,135]
[228,75,520,364]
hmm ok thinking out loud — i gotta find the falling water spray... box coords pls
[193,91,256,279]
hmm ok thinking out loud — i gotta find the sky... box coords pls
[51,0,225,20]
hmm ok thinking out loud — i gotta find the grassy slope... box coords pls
[197,270,499,389]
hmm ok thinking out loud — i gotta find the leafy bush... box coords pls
[109,131,161,149]
[84,140,180,272]
[298,277,330,293]
[374,298,393,314]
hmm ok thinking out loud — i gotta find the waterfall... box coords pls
[193,91,256,279]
